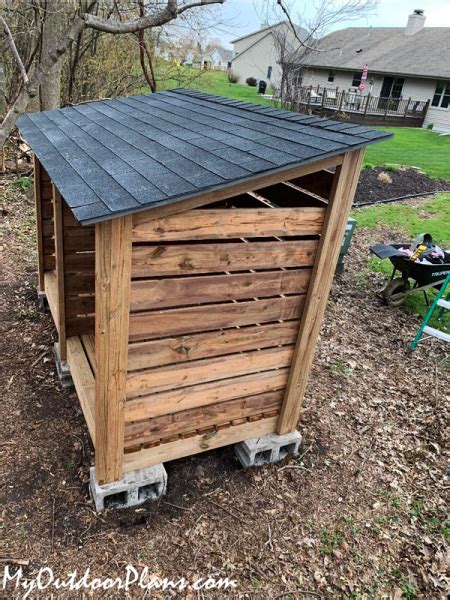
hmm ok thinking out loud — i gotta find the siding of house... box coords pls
[232,33,281,85]
[233,29,270,58]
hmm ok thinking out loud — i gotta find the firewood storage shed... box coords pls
[18,89,390,508]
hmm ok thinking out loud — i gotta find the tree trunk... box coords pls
[40,0,65,110]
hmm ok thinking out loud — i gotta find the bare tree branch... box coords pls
[83,0,224,34]
[276,0,317,51]
[0,15,29,84]
[0,0,225,146]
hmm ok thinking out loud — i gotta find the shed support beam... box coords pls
[33,155,45,292]
[95,215,133,484]
[52,185,67,360]
[277,149,365,435]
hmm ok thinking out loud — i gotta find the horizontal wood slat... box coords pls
[129,295,305,341]
[64,228,95,252]
[130,268,311,312]
[42,220,54,237]
[128,320,299,371]
[131,239,318,277]
[132,208,325,242]
[123,416,278,471]
[127,345,294,398]
[43,255,56,270]
[66,295,94,318]
[41,201,53,219]
[67,316,94,337]
[124,390,282,448]
[125,368,289,421]
[65,274,95,295]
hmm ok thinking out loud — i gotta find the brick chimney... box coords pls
[405,9,426,35]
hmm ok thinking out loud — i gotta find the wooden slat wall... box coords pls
[39,167,56,272]
[62,205,96,337]
[124,189,325,453]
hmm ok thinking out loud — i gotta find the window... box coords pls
[328,71,335,83]
[432,81,450,108]
[351,72,362,87]
[267,65,273,79]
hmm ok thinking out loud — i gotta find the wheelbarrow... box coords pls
[369,243,450,307]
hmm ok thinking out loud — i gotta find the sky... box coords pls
[212,0,450,47]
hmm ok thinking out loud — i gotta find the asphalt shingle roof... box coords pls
[301,27,450,79]
[17,89,391,225]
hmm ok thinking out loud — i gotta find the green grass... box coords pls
[351,194,450,246]
[148,65,273,106]
[364,127,450,180]
[352,194,449,327]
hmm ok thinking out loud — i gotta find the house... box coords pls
[301,10,450,132]
[205,47,233,70]
[231,21,308,87]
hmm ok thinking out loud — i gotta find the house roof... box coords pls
[302,27,450,79]
[231,20,306,44]
[210,47,233,62]
[17,89,391,225]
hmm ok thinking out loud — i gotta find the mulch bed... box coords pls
[1,177,448,598]
[354,167,450,205]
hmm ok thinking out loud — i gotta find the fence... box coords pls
[290,85,429,126]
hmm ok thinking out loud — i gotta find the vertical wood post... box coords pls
[95,215,133,484]
[363,93,371,120]
[403,97,411,119]
[277,149,365,435]
[53,185,67,361]
[33,155,45,292]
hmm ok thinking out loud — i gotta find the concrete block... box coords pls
[90,464,167,512]
[234,430,302,468]
[37,289,48,311]
[53,342,73,389]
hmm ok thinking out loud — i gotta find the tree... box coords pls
[0,0,224,148]
[261,0,378,107]
[40,1,66,110]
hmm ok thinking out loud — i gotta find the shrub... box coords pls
[427,122,434,130]
[377,171,392,184]
[246,77,257,87]
[228,71,239,84]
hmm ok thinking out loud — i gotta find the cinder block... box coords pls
[89,464,167,512]
[234,430,302,468]
[37,289,48,311]
[53,342,73,389]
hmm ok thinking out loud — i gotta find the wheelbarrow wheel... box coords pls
[380,277,410,306]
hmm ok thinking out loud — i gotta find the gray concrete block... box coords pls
[53,342,73,389]
[90,464,167,512]
[234,430,302,468]
[37,288,48,311]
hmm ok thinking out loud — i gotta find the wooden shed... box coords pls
[17,89,390,489]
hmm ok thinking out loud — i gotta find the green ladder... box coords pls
[410,273,450,350]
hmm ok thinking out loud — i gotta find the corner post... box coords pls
[52,185,67,360]
[95,215,133,484]
[277,149,365,435]
[34,155,45,292]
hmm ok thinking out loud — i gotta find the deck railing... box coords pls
[287,85,429,124]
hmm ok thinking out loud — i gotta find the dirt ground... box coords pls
[1,177,448,599]
[354,167,449,205]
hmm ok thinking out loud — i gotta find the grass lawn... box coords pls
[150,65,273,106]
[352,194,449,329]
[364,127,450,180]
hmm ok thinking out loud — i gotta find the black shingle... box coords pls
[17,89,391,225]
